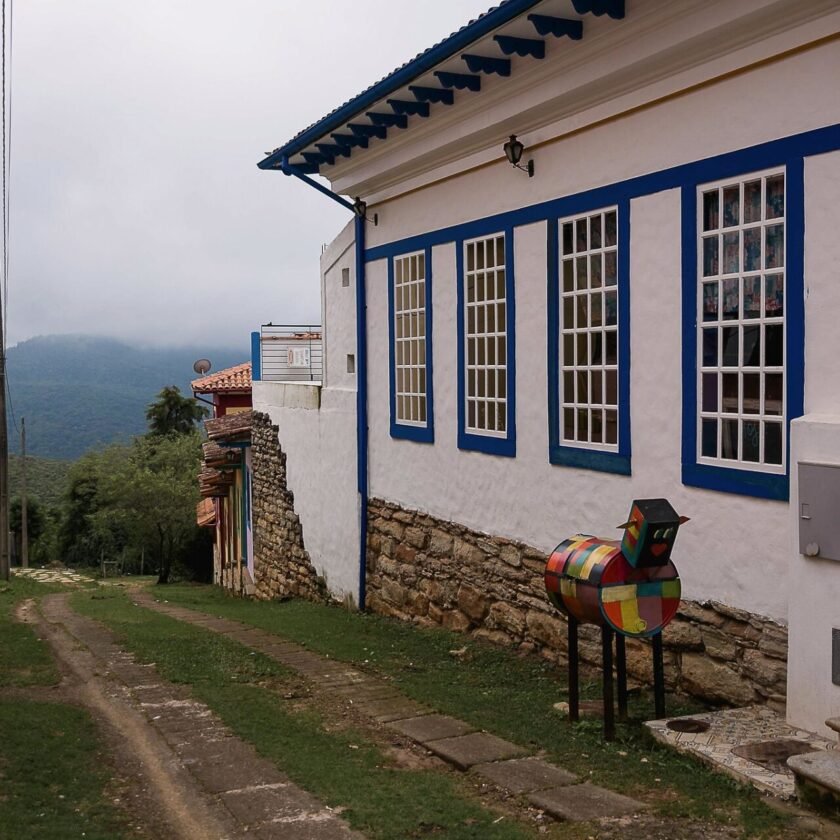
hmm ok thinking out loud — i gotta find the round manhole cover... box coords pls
[666,718,710,733]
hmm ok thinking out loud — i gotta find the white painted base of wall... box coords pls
[787,415,840,739]
[253,380,360,604]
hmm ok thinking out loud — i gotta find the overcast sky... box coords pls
[8,0,493,350]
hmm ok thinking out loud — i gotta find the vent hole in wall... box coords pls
[347,354,355,374]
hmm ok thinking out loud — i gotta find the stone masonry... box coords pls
[366,497,788,713]
[251,412,326,603]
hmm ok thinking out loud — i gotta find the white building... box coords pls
[253,0,840,737]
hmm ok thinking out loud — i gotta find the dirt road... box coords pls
[21,593,360,840]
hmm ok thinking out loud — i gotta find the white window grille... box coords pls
[559,208,619,449]
[697,168,786,471]
[464,234,507,436]
[394,251,427,426]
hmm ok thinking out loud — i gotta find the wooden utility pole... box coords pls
[0,314,7,581]
[0,0,9,582]
[20,417,27,568]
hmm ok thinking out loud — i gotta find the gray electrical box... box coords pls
[799,462,840,562]
[834,629,840,687]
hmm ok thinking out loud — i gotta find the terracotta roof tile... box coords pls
[205,409,252,443]
[192,362,252,395]
[196,498,216,528]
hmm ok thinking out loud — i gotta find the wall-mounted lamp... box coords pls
[503,135,534,177]
[353,197,378,225]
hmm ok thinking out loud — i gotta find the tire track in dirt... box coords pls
[21,594,360,840]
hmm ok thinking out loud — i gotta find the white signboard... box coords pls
[287,347,311,368]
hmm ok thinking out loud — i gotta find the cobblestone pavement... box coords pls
[13,566,93,586]
[31,592,361,840]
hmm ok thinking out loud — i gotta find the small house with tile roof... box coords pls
[192,364,254,595]
[253,0,840,739]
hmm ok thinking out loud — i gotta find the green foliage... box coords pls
[88,433,204,582]
[9,456,71,507]
[57,434,206,581]
[10,495,46,540]
[6,334,245,459]
[145,385,208,436]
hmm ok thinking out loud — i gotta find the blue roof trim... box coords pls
[367,111,408,129]
[435,70,481,91]
[349,123,387,139]
[389,99,431,117]
[493,34,546,59]
[410,86,455,105]
[258,0,544,169]
[572,0,624,19]
[462,53,511,76]
[528,14,583,40]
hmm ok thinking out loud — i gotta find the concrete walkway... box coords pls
[133,589,646,824]
[33,592,361,840]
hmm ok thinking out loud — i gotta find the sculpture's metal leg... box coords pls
[616,632,628,721]
[652,631,666,719]
[568,616,579,723]
[602,625,615,742]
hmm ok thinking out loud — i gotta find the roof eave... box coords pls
[256,0,546,170]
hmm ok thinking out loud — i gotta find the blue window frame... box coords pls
[457,229,516,457]
[548,201,631,475]
[388,247,434,442]
[682,159,804,501]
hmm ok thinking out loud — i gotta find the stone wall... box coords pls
[251,412,327,603]
[366,498,788,713]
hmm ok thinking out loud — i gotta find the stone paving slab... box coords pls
[425,732,528,771]
[334,684,399,702]
[388,714,474,744]
[528,783,645,822]
[473,757,577,793]
[188,754,285,795]
[788,750,840,790]
[256,815,364,840]
[220,783,325,825]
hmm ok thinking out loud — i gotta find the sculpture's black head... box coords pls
[619,498,688,569]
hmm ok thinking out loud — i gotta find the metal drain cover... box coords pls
[666,718,710,733]
[732,739,819,773]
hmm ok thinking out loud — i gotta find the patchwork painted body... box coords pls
[545,534,681,638]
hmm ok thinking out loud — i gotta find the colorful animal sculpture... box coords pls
[545,499,688,637]
[544,499,689,738]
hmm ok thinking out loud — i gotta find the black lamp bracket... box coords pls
[353,197,379,226]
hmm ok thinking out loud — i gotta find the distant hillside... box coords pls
[7,335,247,459]
[9,456,71,508]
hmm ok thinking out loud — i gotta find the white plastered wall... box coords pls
[252,219,360,603]
[786,147,840,737]
[363,42,840,624]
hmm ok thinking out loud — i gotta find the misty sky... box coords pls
[9,1,493,350]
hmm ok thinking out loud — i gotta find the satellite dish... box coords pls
[193,358,212,375]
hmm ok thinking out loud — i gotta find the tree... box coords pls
[145,386,208,436]
[11,496,45,542]
[90,432,203,583]
[59,445,130,567]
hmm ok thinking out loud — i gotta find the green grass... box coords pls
[151,583,795,838]
[0,575,60,687]
[0,700,135,839]
[0,575,135,838]
[73,588,536,840]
